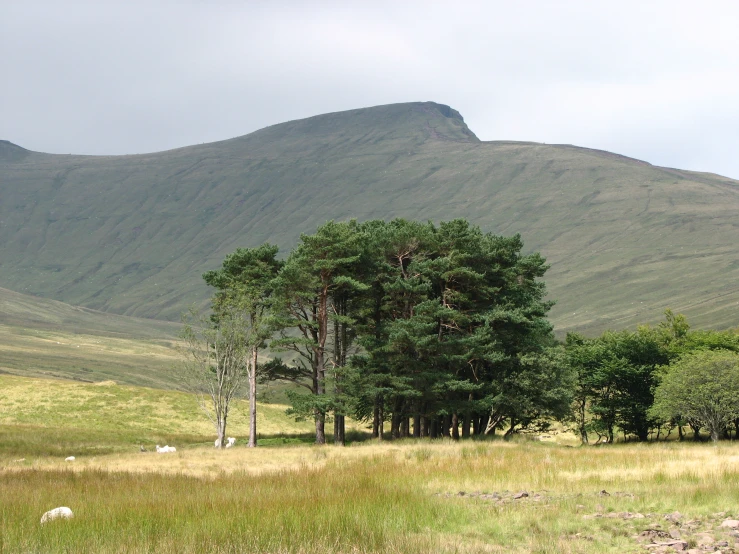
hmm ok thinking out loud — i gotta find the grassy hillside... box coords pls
[2,101,739,334]
[0,374,319,459]
[0,287,183,388]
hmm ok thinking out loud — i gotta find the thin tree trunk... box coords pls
[461,414,470,439]
[478,414,489,435]
[441,414,451,438]
[429,418,438,439]
[413,414,421,438]
[333,415,345,445]
[451,413,460,440]
[248,345,258,447]
[315,410,326,445]
[372,399,380,438]
[401,417,410,438]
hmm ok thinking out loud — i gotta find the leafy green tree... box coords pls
[202,244,282,447]
[651,350,739,441]
[349,219,559,439]
[564,327,668,443]
[269,221,367,445]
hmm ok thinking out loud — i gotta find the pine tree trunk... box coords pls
[413,414,421,438]
[334,415,345,445]
[478,414,489,435]
[315,409,326,444]
[461,414,470,438]
[372,400,380,438]
[452,413,460,440]
[401,417,410,438]
[441,414,451,438]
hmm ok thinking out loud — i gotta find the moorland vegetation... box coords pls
[3,102,739,333]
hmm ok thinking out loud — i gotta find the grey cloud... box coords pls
[2,0,738,178]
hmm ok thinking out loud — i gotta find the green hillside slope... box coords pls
[0,287,181,387]
[2,101,738,334]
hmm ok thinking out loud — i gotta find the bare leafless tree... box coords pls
[179,305,248,448]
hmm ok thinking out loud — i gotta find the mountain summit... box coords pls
[1,102,738,333]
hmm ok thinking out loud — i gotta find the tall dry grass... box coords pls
[4,440,739,553]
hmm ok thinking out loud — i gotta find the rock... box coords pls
[599,489,610,496]
[721,519,739,529]
[694,533,715,545]
[639,529,672,541]
[665,511,683,523]
[40,507,73,524]
[513,491,529,499]
[646,539,689,551]
[64,456,75,462]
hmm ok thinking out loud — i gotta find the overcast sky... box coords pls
[3,0,739,178]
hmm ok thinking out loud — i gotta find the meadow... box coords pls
[2,375,739,553]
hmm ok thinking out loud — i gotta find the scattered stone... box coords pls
[639,529,673,541]
[721,520,739,529]
[665,511,684,523]
[645,539,689,551]
[599,489,611,496]
[457,491,466,496]
[513,491,529,499]
[40,507,73,524]
[694,533,715,545]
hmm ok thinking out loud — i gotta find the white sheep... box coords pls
[65,456,75,462]
[40,507,74,524]
[226,437,236,448]
[155,445,176,453]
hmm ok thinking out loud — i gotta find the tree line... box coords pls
[180,218,739,446]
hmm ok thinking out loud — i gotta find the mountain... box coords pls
[2,101,739,334]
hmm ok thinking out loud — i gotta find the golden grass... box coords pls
[5,440,739,553]
[3,374,739,552]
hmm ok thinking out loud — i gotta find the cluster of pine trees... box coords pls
[192,218,739,446]
[200,218,573,445]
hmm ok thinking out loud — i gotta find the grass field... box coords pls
[2,374,739,553]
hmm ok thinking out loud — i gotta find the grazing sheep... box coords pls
[226,437,236,448]
[40,507,74,524]
[155,445,176,453]
[214,438,219,448]
[65,456,75,462]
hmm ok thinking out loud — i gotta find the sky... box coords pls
[3,0,739,179]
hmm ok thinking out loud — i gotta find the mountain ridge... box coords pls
[2,101,738,334]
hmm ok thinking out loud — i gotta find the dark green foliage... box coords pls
[262,218,567,441]
[565,327,669,442]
